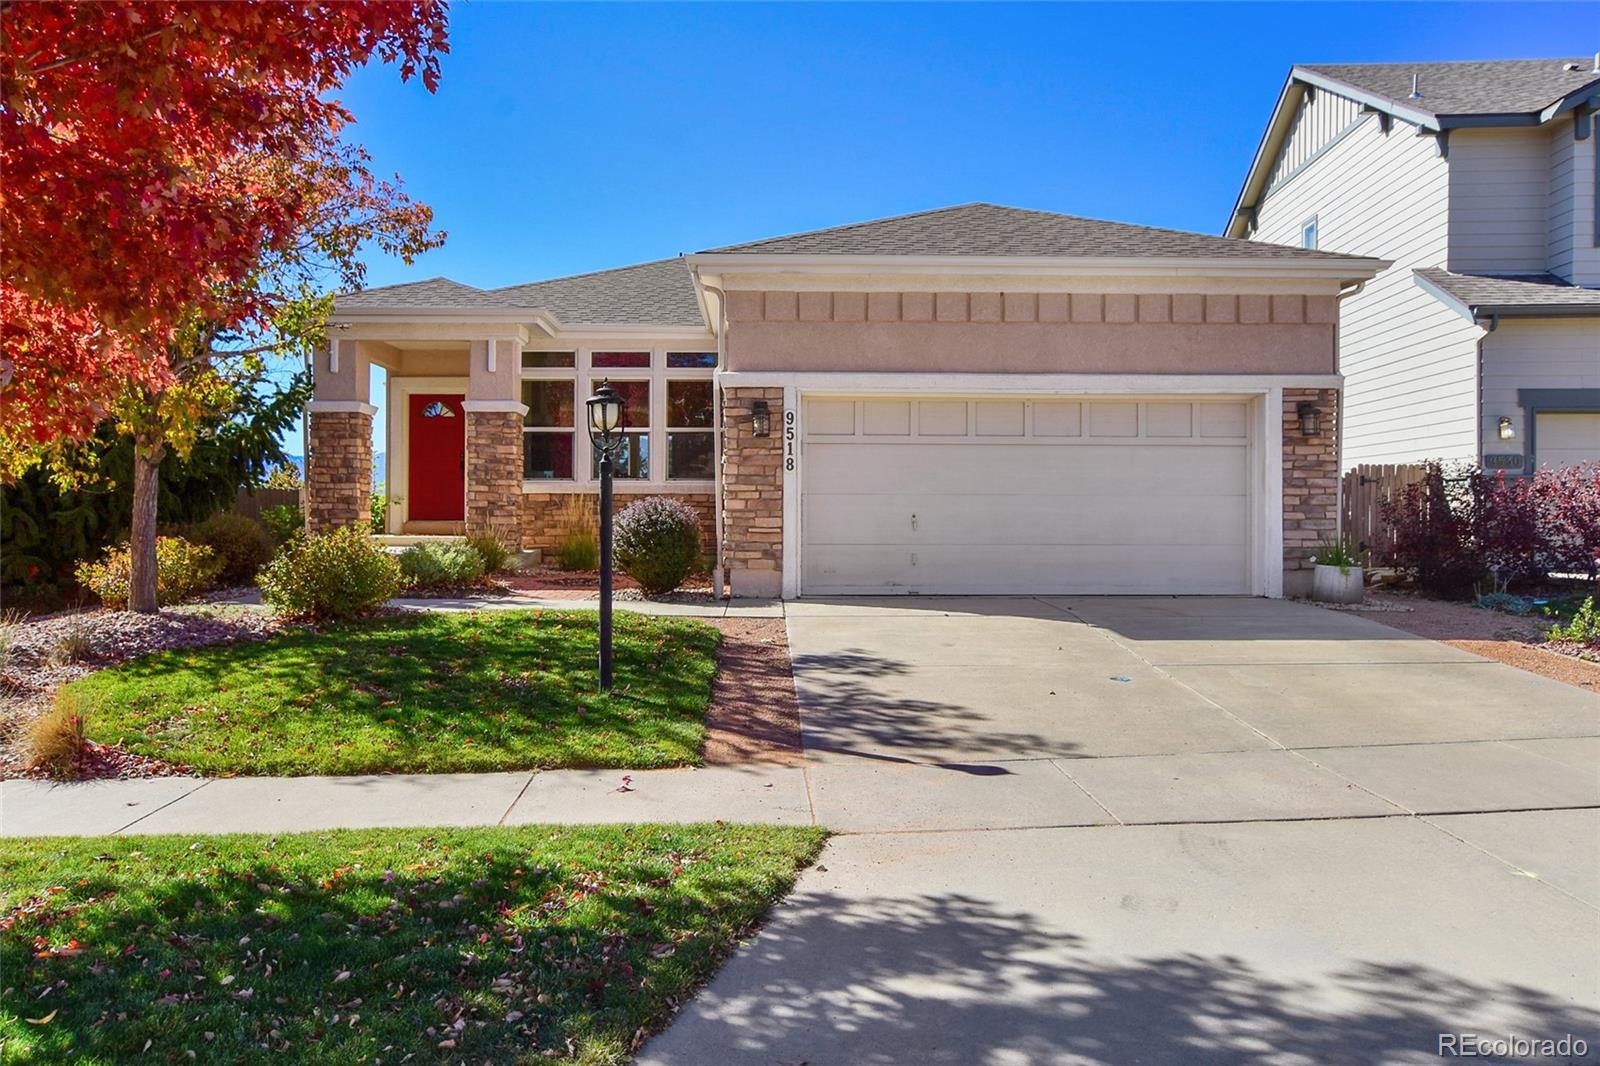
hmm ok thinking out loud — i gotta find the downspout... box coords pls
[692,264,730,597]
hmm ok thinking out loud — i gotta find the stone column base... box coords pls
[307,409,374,533]
[466,410,523,541]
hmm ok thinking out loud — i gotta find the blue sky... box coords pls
[282,2,1590,454]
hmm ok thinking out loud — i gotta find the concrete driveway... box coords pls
[642,596,1600,1065]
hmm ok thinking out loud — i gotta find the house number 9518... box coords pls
[784,409,796,471]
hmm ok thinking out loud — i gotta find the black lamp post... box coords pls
[585,380,624,690]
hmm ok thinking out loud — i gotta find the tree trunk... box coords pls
[128,436,166,614]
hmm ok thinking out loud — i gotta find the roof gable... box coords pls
[1301,58,1599,119]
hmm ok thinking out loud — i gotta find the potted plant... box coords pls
[1310,534,1365,603]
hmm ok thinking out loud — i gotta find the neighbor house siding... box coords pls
[1447,128,1551,275]
[1254,110,1480,466]
[1264,89,1366,194]
[1480,318,1600,467]
[1548,117,1600,285]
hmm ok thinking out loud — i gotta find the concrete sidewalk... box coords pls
[6,735,1597,837]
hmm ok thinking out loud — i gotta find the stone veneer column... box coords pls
[721,387,784,597]
[306,408,374,533]
[1282,387,1340,596]
[465,409,523,540]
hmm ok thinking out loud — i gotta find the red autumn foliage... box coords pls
[0,0,450,446]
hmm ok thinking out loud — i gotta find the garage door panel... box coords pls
[806,442,1249,496]
[803,544,1249,595]
[1535,412,1600,468]
[800,396,1255,596]
[803,491,1248,547]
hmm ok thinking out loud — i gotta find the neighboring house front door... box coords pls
[409,393,466,521]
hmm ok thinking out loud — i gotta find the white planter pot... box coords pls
[1312,563,1364,604]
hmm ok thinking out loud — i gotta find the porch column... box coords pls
[306,337,376,533]
[462,337,527,542]
[1282,387,1340,597]
[721,387,784,597]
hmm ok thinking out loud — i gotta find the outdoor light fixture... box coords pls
[585,380,624,690]
[1498,416,1516,441]
[751,399,772,437]
[1297,401,1320,437]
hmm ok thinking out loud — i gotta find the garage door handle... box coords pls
[911,513,918,531]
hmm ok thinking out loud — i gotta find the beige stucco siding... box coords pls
[723,290,1337,374]
[1254,111,1480,466]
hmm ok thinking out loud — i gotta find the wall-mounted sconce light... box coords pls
[1497,416,1516,441]
[751,400,772,438]
[1297,401,1320,437]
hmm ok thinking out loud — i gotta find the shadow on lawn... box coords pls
[644,888,1600,1065]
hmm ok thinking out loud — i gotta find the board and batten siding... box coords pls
[1447,128,1552,275]
[1264,89,1365,194]
[1548,116,1600,285]
[1481,318,1600,466]
[1254,112,1480,467]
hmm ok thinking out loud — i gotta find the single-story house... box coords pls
[311,203,1385,597]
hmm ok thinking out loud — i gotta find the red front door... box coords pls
[408,393,466,521]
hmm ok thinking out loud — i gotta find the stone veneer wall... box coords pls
[306,410,373,533]
[1283,387,1340,594]
[466,411,523,540]
[721,387,784,597]
[521,492,716,558]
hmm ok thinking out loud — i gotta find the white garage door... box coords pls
[1534,412,1600,468]
[801,397,1254,595]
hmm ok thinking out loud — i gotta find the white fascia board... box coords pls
[1290,67,1441,131]
[1411,272,1484,327]
[307,399,379,417]
[716,371,1343,394]
[1227,73,1305,238]
[551,325,715,341]
[1539,85,1600,124]
[691,254,1388,286]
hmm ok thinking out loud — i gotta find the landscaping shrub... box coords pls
[258,525,401,621]
[465,530,515,573]
[261,503,305,545]
[48,615,94,665]
[1309,534,1361,575]
[189,511,275,586]
[557,530,599,571]
[614,497,702,595]
[1548,596,1600,644]
[1381,461,1600,598]
[370,491,388,533]
[397,541,486,589]
[26,690,89,775]
[74,536,220,610]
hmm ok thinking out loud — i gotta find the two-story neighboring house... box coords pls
[1228,58,1600,473]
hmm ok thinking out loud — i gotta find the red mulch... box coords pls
[9,741,193,781]
[701,617,803,765]
[500,568,643,592]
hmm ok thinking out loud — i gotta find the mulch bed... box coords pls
[701,618,803,765]
[1356,589,1600,693]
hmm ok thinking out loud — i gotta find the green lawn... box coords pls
[68,610,720,776]
[0,825,825,1065]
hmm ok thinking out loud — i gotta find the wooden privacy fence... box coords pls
[1341,464,1428,566]
[230,487,302,521]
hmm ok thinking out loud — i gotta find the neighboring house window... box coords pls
[521,348,715,486]
[1301,216,1319,250]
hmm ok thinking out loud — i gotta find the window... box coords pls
[522,379,574,479]
[522,351,575,369]
[1301,216,1319,250]
[592,380,650,479]
[667,380,715,479]
[592,351,650,369]
[667,351,717,369]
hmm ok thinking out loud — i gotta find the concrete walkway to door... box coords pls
[640,596,1600,1065]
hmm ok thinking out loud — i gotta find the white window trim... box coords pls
[1300,215,1319,251]
[519,345,715,494]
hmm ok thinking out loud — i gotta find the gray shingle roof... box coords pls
[336,258,705,327]
[1417,268,1600,315]
[700,202,1372,260]
[1300,58,1598,117]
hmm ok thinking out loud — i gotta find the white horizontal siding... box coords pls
[1447,128,1551,274]
[1255,112,1478,466]
[1481,318,1600,466]
[1548,118,1600,285]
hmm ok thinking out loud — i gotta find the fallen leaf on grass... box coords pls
[25,1009,57,1025]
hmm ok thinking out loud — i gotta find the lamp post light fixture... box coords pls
[1497,416,1516,441]
[585,380,625,690]
[1297,401,1321,437]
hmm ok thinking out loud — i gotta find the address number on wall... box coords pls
[784,409,797,472]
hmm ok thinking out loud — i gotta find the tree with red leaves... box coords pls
[1,0,449,456]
